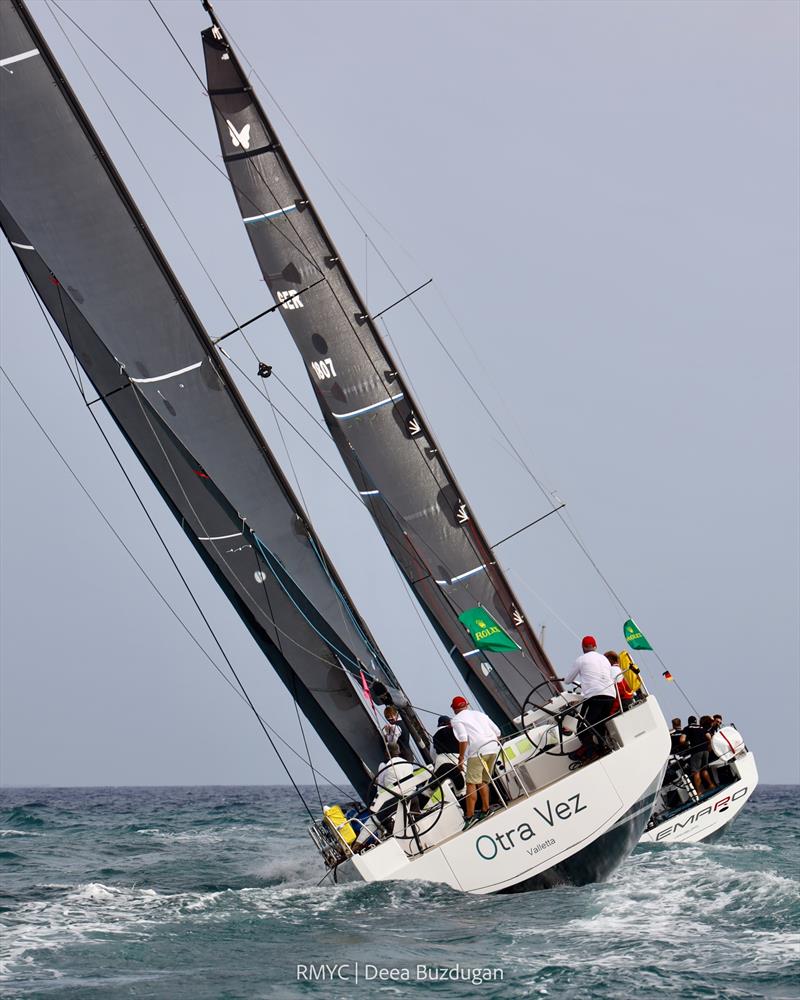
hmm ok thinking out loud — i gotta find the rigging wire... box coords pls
[41,0,537,699]
[3,354,447,762]
[190,16,517,624]
[146,0,325,279]
[45,0,665,707]
[47,0,379,655]
[195,25,575,711]
[146,0,205,89]
[47,0,322,279]
[215,10,653,636]
[53,0,649,660]
[19,271,320,819]
[43,0,397,683]
[0,357,357,801]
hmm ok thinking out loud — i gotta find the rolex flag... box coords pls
[623,618,653,651]
[458,607,520,653]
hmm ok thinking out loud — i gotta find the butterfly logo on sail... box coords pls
[226,119,251,150]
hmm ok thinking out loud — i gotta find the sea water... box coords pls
[0,785,797,999]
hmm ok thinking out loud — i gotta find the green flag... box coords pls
[458,607,520,653]
[624,618,653,651]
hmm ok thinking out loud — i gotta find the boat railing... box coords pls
[517,680,636,762]
[310,691,638,866]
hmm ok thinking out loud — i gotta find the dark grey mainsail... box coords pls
[201,11,559,724]
[0,0,428,800]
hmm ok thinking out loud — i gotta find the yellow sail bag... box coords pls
[323,805,357,845]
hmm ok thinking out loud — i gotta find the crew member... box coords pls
[669,718,688,757]
[382,705,413,761]
[605,650,633,712]
[564,636,621,761]
[682,715,715,795]
[450,696,501,829]
[430,715,465,793]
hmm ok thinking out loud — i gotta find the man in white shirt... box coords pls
[564,635,622,760]
[450,696,502,829]
[370,754,423,836]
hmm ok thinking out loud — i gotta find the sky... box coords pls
[1,0,797,787]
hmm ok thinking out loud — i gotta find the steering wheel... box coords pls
[365,762,448,844]
[518,677,587,759]
[519,677,567,724]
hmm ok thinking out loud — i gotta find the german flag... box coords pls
[662,670,673,681]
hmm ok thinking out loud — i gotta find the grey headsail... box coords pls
[0,0,429,801]
[201,10,559,724]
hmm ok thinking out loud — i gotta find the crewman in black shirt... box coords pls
[682,715,715,795]
[670,718,688,757]
[429,715,465,794]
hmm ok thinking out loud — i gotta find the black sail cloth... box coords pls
[0,0,427,800]
[201,20,560,725]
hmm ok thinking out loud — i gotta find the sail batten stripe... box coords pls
[332,393,404,420]
[359,489,380,496]
[450,564,487,583]
[10,241,34,250]
[243,203,298,224]
[129,361,203,384]
[0,48,39,67]
[224,143,277,163]
[197,532,243,541]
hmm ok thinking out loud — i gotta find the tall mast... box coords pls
[200,4,559,724]
[0,0,429,798]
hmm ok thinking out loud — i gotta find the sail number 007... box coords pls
[311,358,337,380]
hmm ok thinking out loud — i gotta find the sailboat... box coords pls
[641,714,758,845]
[197,4,672,885]
[1,0,669,894]
[198,0,759,853]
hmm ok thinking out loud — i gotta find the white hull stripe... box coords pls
[332,392,404,421]
[0,48,40,68]
[609,798,656,832]
[10,241,34,250]
[243,203,298,224]
[129,361,202,384]
[197,532,243,541]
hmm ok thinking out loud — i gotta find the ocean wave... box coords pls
[3,806,44,829]
[506,848,800,982]
[0,881,211,978]
[133,824,268,846]
[707,842,774,853]
[0,878,364,979]
[1,787,796,997]
[134,828,225,845]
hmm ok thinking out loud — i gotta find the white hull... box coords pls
[335,696,670,894]
[640,750,758,845]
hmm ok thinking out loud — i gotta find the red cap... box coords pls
[451,696,468,711]
[582,635,597,649]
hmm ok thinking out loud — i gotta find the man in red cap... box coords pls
[450,695,502,829]
[564,636,622,762]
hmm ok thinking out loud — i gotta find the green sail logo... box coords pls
[458,607,520,653]
[474,620,502,642]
